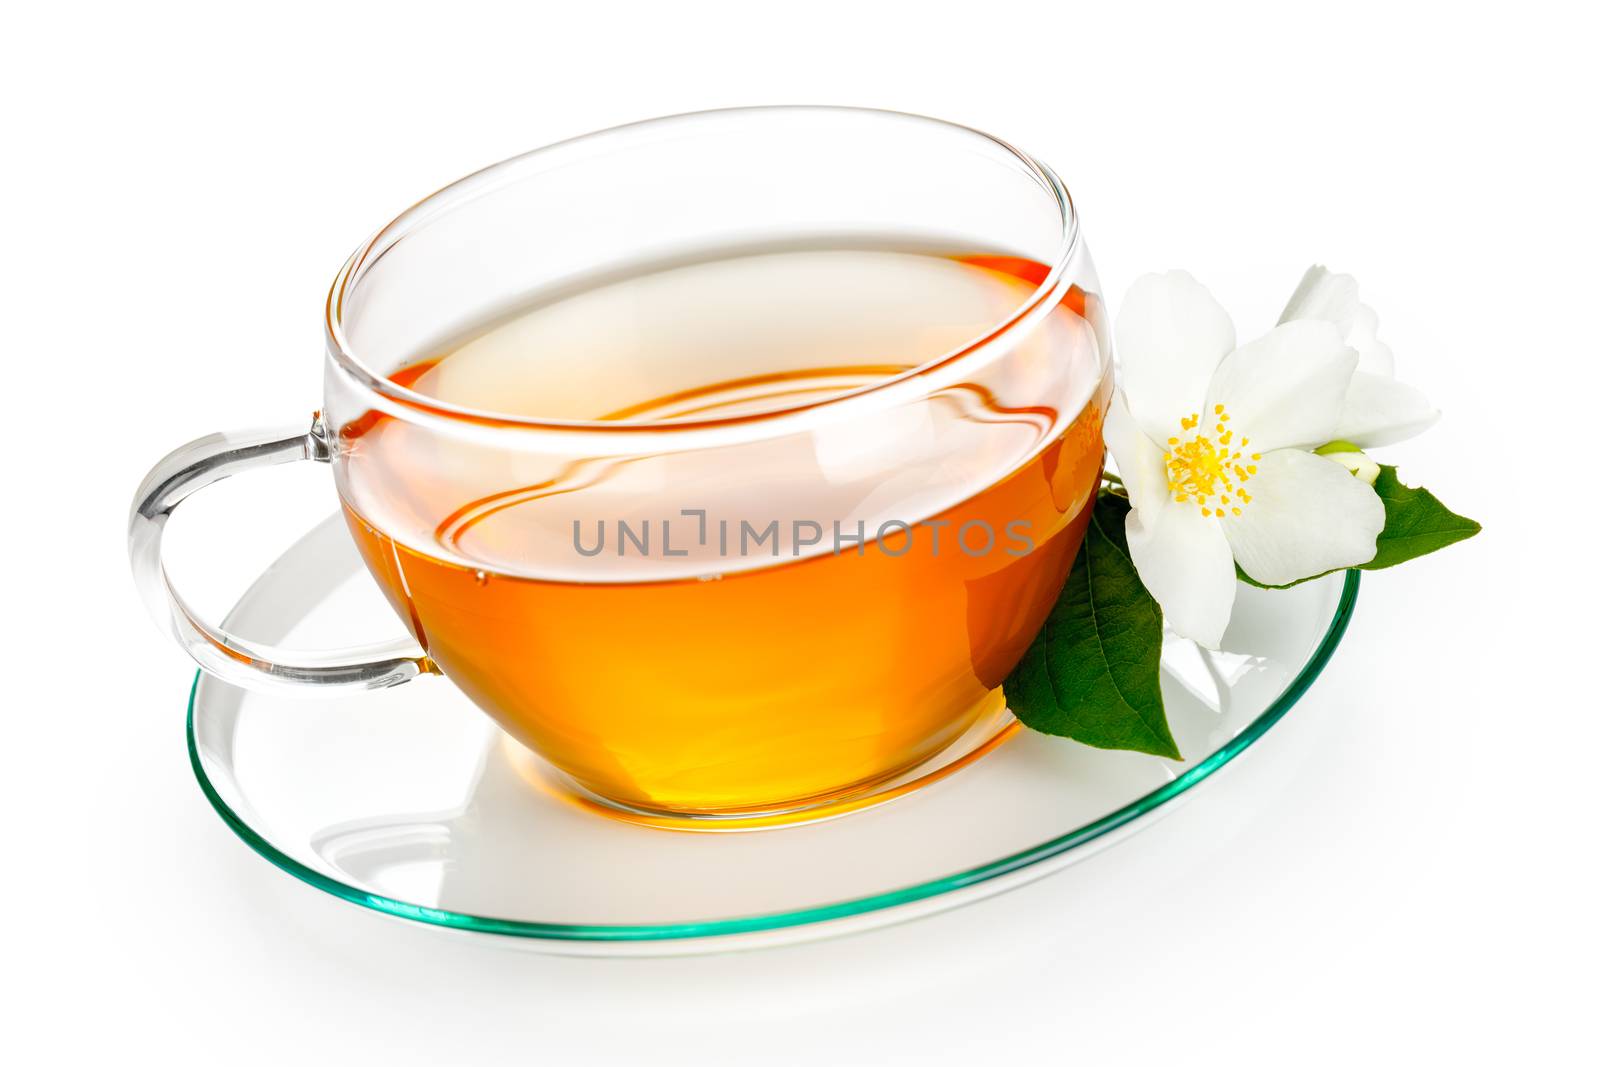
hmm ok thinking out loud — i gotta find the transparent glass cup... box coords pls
[130,107,1110,826]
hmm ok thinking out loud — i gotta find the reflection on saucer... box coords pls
[191,513,1356,953]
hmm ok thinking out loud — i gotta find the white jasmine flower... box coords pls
[1105,270,1386,647]
[1279,266,1439,447]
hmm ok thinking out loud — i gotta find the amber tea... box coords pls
[334,244,1107,816]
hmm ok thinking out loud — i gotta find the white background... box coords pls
[4,1,1595,1063]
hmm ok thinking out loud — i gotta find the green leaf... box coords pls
[1239,463,1481,588]
[1005,494,1180,759]
[1363,465,1482,568]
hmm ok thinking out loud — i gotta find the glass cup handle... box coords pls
[128,413,434,694]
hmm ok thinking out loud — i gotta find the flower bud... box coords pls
[1325,450,1380,484]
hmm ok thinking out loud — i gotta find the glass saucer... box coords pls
[189,515,1357,955]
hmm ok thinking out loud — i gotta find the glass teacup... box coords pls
[130,108,1110,825]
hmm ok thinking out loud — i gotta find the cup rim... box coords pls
[324,105,1081,435]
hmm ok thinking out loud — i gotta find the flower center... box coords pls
[1165,404,1262,518]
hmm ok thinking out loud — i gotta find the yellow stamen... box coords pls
[1164,403,1255,517]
